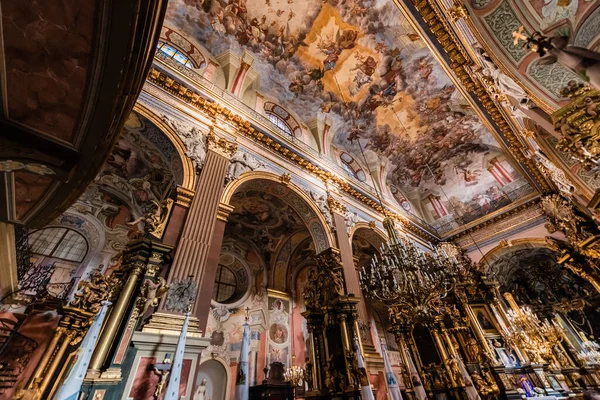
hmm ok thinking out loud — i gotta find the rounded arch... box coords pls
[221,171,335,253]
[133,104,196,191]
[339,151,367,182]
[349,222,388,249]
[158,26,206,69]
[263,101,303,138]
[479,237,550,268]
[197,358,230,400]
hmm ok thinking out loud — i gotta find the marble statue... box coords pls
[193,378,208,400]
[226,151,265,183]
[162,114,207,172]
[309,190,334,230]
[474,45,529,105]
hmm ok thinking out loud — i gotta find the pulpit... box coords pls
[250,362,294,399]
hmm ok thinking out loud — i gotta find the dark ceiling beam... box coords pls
[0,0,168,227]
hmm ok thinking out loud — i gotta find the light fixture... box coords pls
[359,217,464,325]
[284,355,304,390]
[502,293,562,364]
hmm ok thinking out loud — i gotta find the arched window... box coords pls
[340,152,366,182]
[157,41,196,68]
[213,264,238,303]
[263,102,302,138]
[29,227,88,263]
[266,111,293,136]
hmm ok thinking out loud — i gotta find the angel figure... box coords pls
[128,199,168,234]
[140,277,168,315]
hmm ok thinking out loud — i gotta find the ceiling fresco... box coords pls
[488,247,593,305]
[165,0,535,225]
[227,189,307,264]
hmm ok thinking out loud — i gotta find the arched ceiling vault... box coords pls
[164,0,542,235]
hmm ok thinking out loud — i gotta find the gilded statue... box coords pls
[446,356,465,387]
[466,336,483,363]
[128,199,170,235]
[138,277,169,315]
[70,272,120,313]
[471,372,495,400]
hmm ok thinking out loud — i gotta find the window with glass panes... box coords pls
[266,111,293,136]
[28,228,88,263]
[157,42,195,68]
[212,265,238,303]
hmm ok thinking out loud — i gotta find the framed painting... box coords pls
[470,305,499,335]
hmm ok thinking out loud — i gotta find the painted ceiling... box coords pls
[488,247,593,305]
[227,188,307,264]
[467,0,597,102]
[165,0,535,226]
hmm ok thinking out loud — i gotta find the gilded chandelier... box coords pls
[502,293,562,364]
[284,355,304,387]
[359,218,463,324]
[576,333,600,366]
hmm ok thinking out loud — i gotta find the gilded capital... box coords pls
[207,130,237,159]
[447,4,468,21]
[175,186,195,208]
[327,196,347,215]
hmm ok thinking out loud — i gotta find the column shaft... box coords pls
[88,265,143,373]
[332,212,368,323]
[195,217,228,329]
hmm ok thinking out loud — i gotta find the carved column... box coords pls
[390,324,415,398]
[195,202,234,330]
[86,239,172,381]
[16,308,94,400]
[0,222,17,299]
[328,198,370,332]
[156,132,236,330]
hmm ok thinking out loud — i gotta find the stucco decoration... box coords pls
[483,1,529,62]
[165,0,533,229]
[527,60,586,99]
[161,114,207,172]
[574,6,600,47]
[225,151,266,183]
[544,136,600,191]
[472,0,493,10]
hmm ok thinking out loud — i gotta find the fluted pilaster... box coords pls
[160,132,236,330]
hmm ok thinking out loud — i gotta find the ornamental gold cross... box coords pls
[512,26,528,46]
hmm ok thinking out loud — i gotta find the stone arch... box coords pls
[263,101,303,139]
[350,223,388,251]
[133,104,196,192]
[479,238,550,270]
[221,171,335,253]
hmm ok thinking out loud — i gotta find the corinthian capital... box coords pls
[207,130,237,159]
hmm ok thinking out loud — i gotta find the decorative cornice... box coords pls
[408,0,552,194]
[146,67,438,243]
[217,202,235,222]
[449,198,542,245]
[207,129,237,159]
[175,186,195,209]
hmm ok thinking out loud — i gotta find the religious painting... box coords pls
[96,116,176,219]
[164,0,534,227]
[292,265,311,364]
[267,291,291,367]
[470,305,499,335]
[488,338,520,368]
